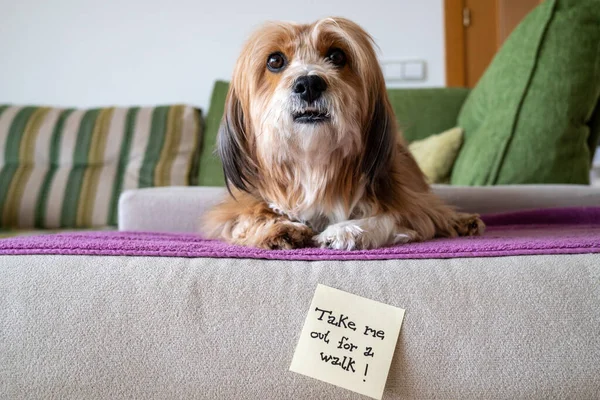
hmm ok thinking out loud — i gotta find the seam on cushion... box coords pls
[489,0,557,184]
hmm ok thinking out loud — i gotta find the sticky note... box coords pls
[289,284,405,399]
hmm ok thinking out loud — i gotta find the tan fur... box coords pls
[202,17,485,250]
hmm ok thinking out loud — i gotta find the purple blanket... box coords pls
[1,207,600,261]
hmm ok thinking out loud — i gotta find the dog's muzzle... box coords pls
[293,75,327,104]
[291,75,330,124]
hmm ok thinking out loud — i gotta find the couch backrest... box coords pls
[387,87,470,142]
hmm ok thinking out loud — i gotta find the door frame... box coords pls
[445,0,542,87]
[444,0,466,87]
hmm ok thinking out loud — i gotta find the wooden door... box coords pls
[445,0,542,87]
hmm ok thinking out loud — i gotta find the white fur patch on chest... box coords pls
[266,165,366,233]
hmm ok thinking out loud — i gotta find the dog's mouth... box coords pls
[293,110,330,124]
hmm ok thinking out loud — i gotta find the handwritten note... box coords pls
[289,284,405,399]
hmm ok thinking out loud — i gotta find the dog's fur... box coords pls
[203,17,484,250]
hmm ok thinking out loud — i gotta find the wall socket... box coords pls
[382,60,427,82]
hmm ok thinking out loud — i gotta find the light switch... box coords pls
[402,61,426,81]
[383,61,403,81]
[382,60,427,82]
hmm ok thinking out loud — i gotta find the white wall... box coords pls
[0,0,445,111]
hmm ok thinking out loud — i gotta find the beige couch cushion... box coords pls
[2,253,598,399]
[118,185,600,233]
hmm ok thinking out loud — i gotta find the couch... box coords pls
[2,193,600,399]
[2,87,600,399]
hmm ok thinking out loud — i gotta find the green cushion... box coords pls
[197,81,227,186]
[199,82,469,185]
[0,104,202,228]
[451,0,600,185]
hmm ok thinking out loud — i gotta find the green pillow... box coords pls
[409,127,463,184]
[197,81,227,186]
[451,0,600,185]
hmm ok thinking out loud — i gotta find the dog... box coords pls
[202,17,485,250]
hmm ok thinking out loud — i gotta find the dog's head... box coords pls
[219,17,396,193]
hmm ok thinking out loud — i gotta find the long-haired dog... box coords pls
[203,17,485,250]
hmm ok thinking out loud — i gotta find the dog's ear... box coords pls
[218,88,256,194]
[360,93,396,187]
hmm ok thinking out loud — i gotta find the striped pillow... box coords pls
[0,104,201,228]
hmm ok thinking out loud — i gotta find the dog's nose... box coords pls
[293,75,327,103]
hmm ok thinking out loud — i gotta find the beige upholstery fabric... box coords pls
[1,254,599,399]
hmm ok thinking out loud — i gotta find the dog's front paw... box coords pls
[315,222,367,250]
[260,222,315,250]
[453,213,485,237]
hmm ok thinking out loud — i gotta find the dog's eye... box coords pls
[267,52,286,72]
[327,48,346,67]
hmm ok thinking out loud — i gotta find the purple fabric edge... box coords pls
[1,206,600,261]
[1,247,598,261]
